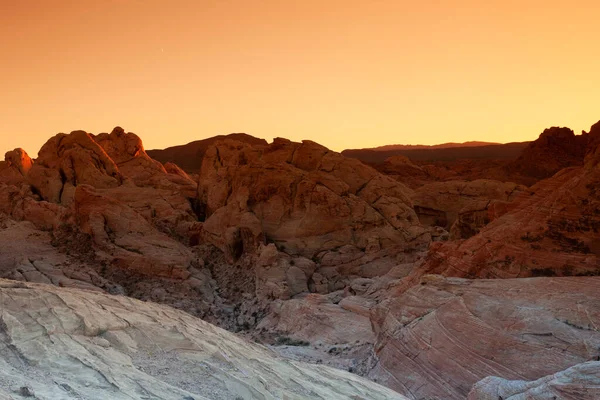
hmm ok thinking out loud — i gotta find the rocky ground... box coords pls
[0,122,599,399]
[0,279,404,400]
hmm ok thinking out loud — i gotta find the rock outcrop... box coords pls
[4,123,600,399]
[0,148,32,185]
[468,361,600,399]
[27,130,122,204]
[197,137,427,261]
[410,122,600,280]
[0,279,405,400]
[379,155,430,188]
[412,180,528,239]
[506,126,589,184]
[369,275,600,400]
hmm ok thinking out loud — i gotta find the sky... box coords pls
[1,0,599,157]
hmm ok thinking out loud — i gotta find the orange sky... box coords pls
[1,0,599,157]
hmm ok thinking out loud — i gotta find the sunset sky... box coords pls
[1,0,599,157]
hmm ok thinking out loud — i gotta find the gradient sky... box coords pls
[1,0,599,157]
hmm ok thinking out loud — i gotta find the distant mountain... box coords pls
[147,133,268,173]
[364,141,499,151]
[341,142,530,165]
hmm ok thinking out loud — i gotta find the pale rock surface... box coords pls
[0,279,406,400]
[258,293,376,345]
[0,218,116,293]
[468,361,600,400]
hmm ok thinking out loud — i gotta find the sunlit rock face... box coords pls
[0,279,407,400]
[0,128,217,328]
[196,137,429,261]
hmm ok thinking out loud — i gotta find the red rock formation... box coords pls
[369,275,600,400]
[405,122,600,280]
[0,148,32,185]
[412,180,528,239]
[196,138,428,262]
[506,126,589,184]
[27,130,122,203]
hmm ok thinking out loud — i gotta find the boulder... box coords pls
[0,148,32,185]
[468,361,600,400]
[27,130,122,203]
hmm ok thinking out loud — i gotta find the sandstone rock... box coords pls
[0,279,405,400]
[197,138,426,262]
[584,120,600,169]
[258,293,376,345]
[28,130,122,203]
[468,361,600,400]
[94,127,176,188]
[147,132,269,173]
[413,157,600,280]
[0,148,32,185]
[412,179,528,239]
[369,275,600,400]
[506,126,589,183]
[72,185,193,278]
[379,155,430,188]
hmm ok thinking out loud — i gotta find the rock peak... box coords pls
[110,126,126,136]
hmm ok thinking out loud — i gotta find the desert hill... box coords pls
[358,140,499,151]
[341,141,529,165]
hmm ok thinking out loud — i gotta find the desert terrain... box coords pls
[0,121,598,399]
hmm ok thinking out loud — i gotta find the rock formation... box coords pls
[505,126,589,184]
[412,179,528,239]
[196,137,427,261]
[408,122,600,280]
[468,361,600,399]
[0,279,405,400]
[369,275,600,399]
[147,132,269,173]
[0,148,32,185]
[2,123,600,399]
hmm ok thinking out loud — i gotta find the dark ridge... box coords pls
[147,133,268,173]
[342,141,530,165]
